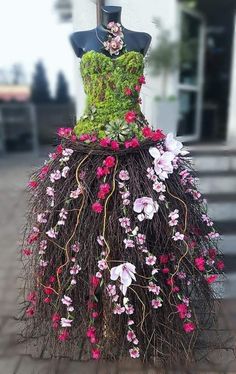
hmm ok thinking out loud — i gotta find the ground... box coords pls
[0,151,235,374]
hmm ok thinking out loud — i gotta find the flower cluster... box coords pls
[92,156,116,213]
[103,22,125,56]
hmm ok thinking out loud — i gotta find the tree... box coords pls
[11,64,26,84]
[55,71,70,103]
[31,62,51,103]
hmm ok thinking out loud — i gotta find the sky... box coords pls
[0,0,75,96]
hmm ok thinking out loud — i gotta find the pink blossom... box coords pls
[103,156,116,168]
[62,148,73,157]
[92,202,103,213]
[151,299,162,309]
[58,330,69,341]
[129,347,140,359]
[149,147,175,180]
[70,187,82,199]
[148,282,160,295]
[28,180,38,189]
[27,291,37,304]
[195,257,205,271]
[110,263,136,295]
[91,348,101,360]
[39,259,48,267]
[113,303,125,315]
[46,187,54,197]
[119,217,131,229]
[50,170,61,183]
[71,242,80,252]
[183,322,195,333]
[26,307,35,317]
[206,274,218,284]
[70,264,81,275]
[172,232,184,241]
[177,303,188,319]
[136,233,146,245]
[111,140,120,150]
[146,256,157,266]
[125,305,134,315]
[128,319,134,326]
[62,166,70,178]
[119,170,130,181]
[106,284,117,297]
[124,238,135,249]
[165,133,184,155]
[98,259,108,271]
[127,330,136,342]
[124,111,136,123]
[46,228,58,239]
[153,181,166,193]
[22,248,33,256]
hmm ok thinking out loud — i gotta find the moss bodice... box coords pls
[74,51,146,140]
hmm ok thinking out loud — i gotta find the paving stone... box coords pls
[0,355,21,374]
[16,356,58,374]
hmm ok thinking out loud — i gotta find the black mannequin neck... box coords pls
[100,6,122,28]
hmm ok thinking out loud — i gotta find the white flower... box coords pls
[61,295,72,307]
[46,187,54,197]
[123,239,135,249]
[62,166,70,178]
[70,264,81,275]
[97,236,104,246]
[37,212,47,224]
[60,318,73,327]
[133,197,159,220]
[165,133,183,155]
[172,232,184,241]
[70,187,82,199]
[149,147,175,180]
[46,228,58,238]
[62,148,74,157]
[110,262,136,296]
[39,260,48,267]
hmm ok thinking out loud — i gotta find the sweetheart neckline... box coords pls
[80,50,143,62]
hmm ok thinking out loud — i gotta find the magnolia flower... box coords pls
[60,318,73,328]
[165,133,184,155]
[133,197,159,221]
[149,147,175,180]
[110,262,136,295]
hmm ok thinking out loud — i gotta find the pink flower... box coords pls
[148,282,160,295]
[165,133,184,155]
[50,170,61,183]
[27,231,39,244]
[110,263,136,295]
[106,284,117,297]
[125,305,134,315]
[90,276,100,288]
[70,264,81,275]
[100,138,111,147]
[58,330,69,341]
[159,254,169,264]
[216,260,224,271]
[127,330,136,342]
[139,75,146,84]
[172,232,184,241]
[91,348,101,360]
[92,202,103,213]
[129,347,140,359]
[195,257,205,271]
[70,187,82,199]
[149,147,175,180]
[61,295,72,307]
[125,138,140,149]
[119,169,130,181]
[57,127,73,138]
[99,183,110,195]
[142,126,153,138]
[136,233,146,245]
[46,187,54,197]
[151,299,162,309]
[26,307,35,317]
[27,291,37,304]
[183,322,195,333]
[125,111,136,123]
[111,140,120,151]
[124,87,132,96]
[146,256,157,266]
[119,217,131,229]
[135,84,141,92]
[71,242,80,253]
[62,166,70,178]
[152,129,165,141]
[98,259,108,271]
[113,303,125,315]
[177,304,188,319]
[103,156,116,168]
[28,180,38,189]
[22,248,33,256]
[46,228,58,239]
[124,238,135,248]
[206,274,218,284]
[39,165,49,179]
[86,326,96,338]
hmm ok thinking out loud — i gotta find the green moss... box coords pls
[74,51,145,140]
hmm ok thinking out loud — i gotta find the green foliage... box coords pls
[31,61,51,103]
[55,71,70,103]
[74,51,144,140]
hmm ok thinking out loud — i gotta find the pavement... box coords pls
[0,150,235,374]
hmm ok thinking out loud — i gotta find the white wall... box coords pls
[73,0,179,129]
[227,15,236,145]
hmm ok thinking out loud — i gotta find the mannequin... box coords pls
[70,6,152,58]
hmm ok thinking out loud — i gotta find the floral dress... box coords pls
[23,50,223,368]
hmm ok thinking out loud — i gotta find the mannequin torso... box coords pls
[70,6,152,58]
